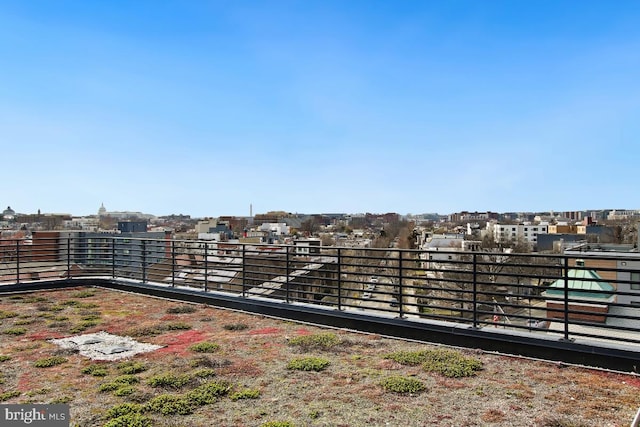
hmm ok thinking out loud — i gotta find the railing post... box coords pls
[562,256,571,341]
[285,245,291,303]
[241,244,246,298]
[204,242,208,292]
[472,253,478,328]
[111,238,116,278]
[398,250,404,318]
[15,240,20,284]
[171,241,176,288]
[66,237,71,281]
[141,240,147,283]
[337,248,342,311]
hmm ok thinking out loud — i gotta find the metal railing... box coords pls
[2,236,640,350]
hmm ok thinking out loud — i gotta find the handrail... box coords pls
[2,236,640,350]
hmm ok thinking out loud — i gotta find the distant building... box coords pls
[2,206,15,221]
[448,211,498,223]
[607,209,640,221]
[487,222,548,246]
[32,230,171,276]
[564,243,640,307]
[548,224,580,234]
[118,221,148,233]
[418,234,481,267]
[294,238,321,255]
[542,262,616,323]
[196,219,233,241]
[259,223,290,236]
[96,203,154,220]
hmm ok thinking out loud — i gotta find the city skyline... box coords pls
[2,1,639,218]
[3,202,638,221]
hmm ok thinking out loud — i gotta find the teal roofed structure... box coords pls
[542,268,616,302]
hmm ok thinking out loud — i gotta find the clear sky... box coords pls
[1,1,639,218]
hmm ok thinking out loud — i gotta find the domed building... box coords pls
[2,206,16,221]
[98,203,107,217]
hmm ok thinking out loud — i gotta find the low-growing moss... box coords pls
[99,375,140,392]
[420,349,483,378]
[25,388,50,397]
[145,394,194,415]
[164,322,191,331]
[0,355,11,362]
[261,421,295,427]
[76,302,99,309]
[0,310,19,319]
[0,391,21,402]
[50,396,72,404]
[70,319,100,333]
[384,350,430,366]
[113,375,139,385]
[126,322,191,337]
[22,296,48,303]
[34,356,67,368]
[126,326,165,337]
[4,327,27,336]
[287,332,340,350]
[230,388,260,401]
[105,402,144,419]
[380,376,427,394]
[191,368,217,379]
[287,357,330,372]
[189,356,231,369]
[71,290,96,298]
[81,364,109,377]
[309,410,321,420]
[104,413,152,427]
[223,323,249,331]
[60,300,80,306]
[385,348,483,378]
[188,341,220,353]
[99,382,121,393]
[47,321,70,329]
[186,381,232,405]
[113,386,136,396]
[147,373,192,389]
[117,361,147,375]
[166,305,197,314]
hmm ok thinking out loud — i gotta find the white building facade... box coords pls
[488,222,548,245]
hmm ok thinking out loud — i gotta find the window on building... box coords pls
[631,272,640,290]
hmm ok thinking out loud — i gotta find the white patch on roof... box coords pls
[50,331,163,361]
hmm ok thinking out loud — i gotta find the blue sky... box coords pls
[1,1,639,218]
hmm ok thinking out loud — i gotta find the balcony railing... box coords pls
[2,236,640,350]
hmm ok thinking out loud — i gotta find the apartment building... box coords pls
[487,222,548,245]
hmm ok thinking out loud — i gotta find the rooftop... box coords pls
[0,286,638,426]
